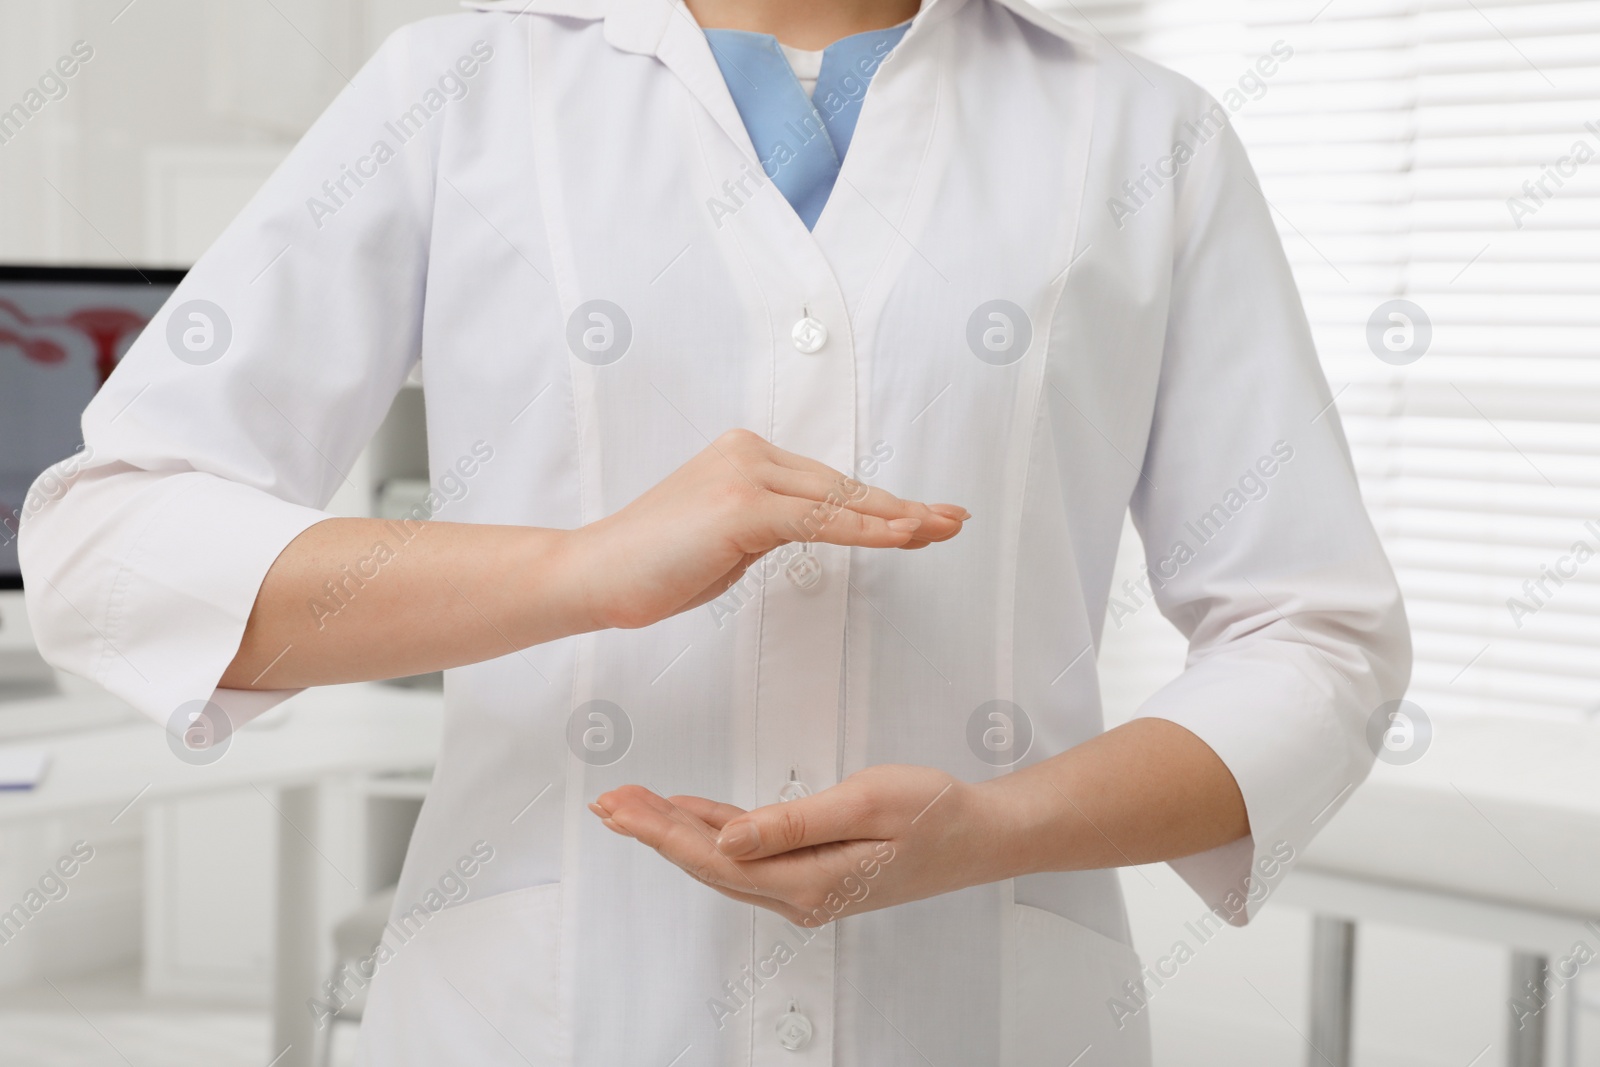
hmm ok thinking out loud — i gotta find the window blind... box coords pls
[1042,0,1600,721]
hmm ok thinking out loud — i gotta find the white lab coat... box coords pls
[21,0,1410,1062]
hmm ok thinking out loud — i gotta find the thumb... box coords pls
[714,784,872,860]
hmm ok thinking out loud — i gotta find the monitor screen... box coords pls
[0,265,186,589]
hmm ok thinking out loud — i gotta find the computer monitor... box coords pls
[0,265,186,591]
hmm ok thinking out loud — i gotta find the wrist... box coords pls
[520,525,609,638]
[962,772,1060,883]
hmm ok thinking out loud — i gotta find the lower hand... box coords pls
[590,765,1012,926]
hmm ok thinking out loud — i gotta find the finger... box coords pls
[592,784,668,819]
[761,443,953,517]
[713,782,885,860]
[716,434,969,526]
[756,466,962,541]
[666,794,748,830]
[600,787,781,898]
[617,798,879,922]
[757,444,969,529]
[751,494,925,551]
[589,797,643,839]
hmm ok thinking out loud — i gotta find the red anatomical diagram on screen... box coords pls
[0,298,148,384]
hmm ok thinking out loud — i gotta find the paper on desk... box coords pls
[0,749,49,790]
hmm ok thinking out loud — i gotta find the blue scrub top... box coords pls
[703,23,911,229]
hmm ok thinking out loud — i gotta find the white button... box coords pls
[776,1002,813,1051]
[791,316,827,354]
[778,768,811,803]
[784,545,823,590]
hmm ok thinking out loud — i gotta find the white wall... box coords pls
[0,0,459,266]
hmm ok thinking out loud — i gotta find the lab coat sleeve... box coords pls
[1127,101,1412,924]
[18,26,443,728]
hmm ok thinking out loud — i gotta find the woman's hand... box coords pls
[589,765,1015,926]
[567,429,967,631]
[588,721,1253,926]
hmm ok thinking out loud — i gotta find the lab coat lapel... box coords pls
[464,0,764,163]
[807,12,945,317]
[812,0,1096,317]
[613,0,771,173]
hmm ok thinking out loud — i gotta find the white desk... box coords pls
[1280,715,1600,1067]
[0,683,442,1067]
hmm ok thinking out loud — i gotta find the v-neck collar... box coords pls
[701,28,840,228]
[699,22,910,229]
[645,2,949,247]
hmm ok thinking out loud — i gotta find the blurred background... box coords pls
[0,0,1597,1064]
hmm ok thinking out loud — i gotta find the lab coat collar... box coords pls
[461,0,1089,57]
[458,0,672,55]
[458,0,1091,200]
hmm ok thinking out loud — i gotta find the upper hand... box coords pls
[567,429,967,632]
[590,765,1012,926]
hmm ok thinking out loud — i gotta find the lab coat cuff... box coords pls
[100,474,326,728]
[1132,647,1368,925]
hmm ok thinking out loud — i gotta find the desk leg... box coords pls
[1308,915,1356,1067]
[273,785,320,1067]
[1507,952,1548,1067]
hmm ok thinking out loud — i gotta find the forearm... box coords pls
[219,432,965,692]
[975,718,1250,879]
[220,517,591,690]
